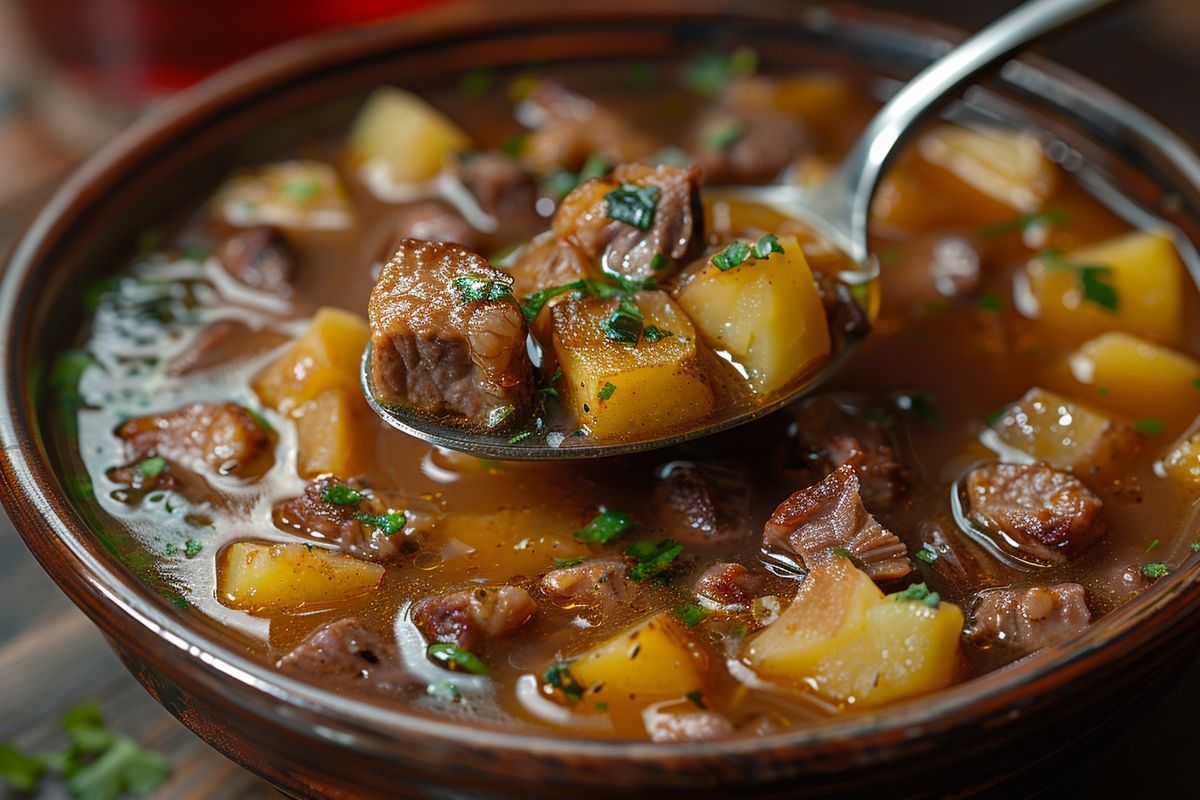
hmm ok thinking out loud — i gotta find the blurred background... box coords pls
[0,0,1197,798]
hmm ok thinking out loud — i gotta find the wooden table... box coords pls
[2,1,1199,798]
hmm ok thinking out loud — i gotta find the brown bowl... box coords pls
[3,2,1200,797]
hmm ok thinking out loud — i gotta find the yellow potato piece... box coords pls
[567,612,708,706]
[347,86,471,184]
[917,124,1058,216]
[551,290,717,439]
[436,508,591,583]
[212,159,354,231]
[744,559,963,708]
[677,236,830,394]
[218,541,383,615]
[1027,231,1184,344]
[254,307,369,414]
[293,388,370,479]
[989,387,1141,474]
[1163,422,1200,491]
[1061,332,1200,432]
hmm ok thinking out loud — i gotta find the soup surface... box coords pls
[56,51,1200,742]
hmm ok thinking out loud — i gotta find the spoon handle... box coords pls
[819,0,1120,263]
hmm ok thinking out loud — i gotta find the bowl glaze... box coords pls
[3,2,1200,798]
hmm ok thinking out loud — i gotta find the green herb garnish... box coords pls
[1041,250,1119,313]
[353,511,407,535]
[459,67,495,97]
[598,382,617,401]
[703,120,743,150]
[642,325,673,343]
[752,233,784,259]
[683,48,758,97]
[1142,562,1169,580]
[452,275,514,304]
[892,582,941,608]
[979,209,1069,239]
[674,604,710,628]
[711,241,751,271]
[543,661,585,701]
[1134,418,1165,436]
[552,556,587,568]
[685,690,707,709]
[600,298,644,345]
[281,178,323,204]
[574,509,637,544]
[626,62,655,90]
[426,680,461,701]
[604,183,660,231]
[536,368,563,399]
[626,540,684,581]
[501,134,527,158]
[322,484,363,506]
[866,407,897,430]
[0,744,44,792]
[830,546,852,559]
[134,456,166,479]
[915,547,938,564]
[428,643,490,675]
[1146,538,1161,553]
[977,293,1006,312]
[487,405,515,427]
[506,431,533,445]
[1191,542,1200,553]
[184,539,203,559]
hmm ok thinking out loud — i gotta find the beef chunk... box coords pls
[553,163,704,281]
[166,319,289,377]
[451,151,538,223]
[654,462,751,545]
[540,558,629,610]
[693,562,766,611]
[277,617,392,678]
[967,583,1091,654]
[410,585,537,650]
[218,226,294,296]
[645,710,735,743]
[518,82,654,175]
[274,476,413,560]
[963,462,1105,564]
[117,402,272,478]
[505,231,594,298]
[764,464,913,582]
[690,106,809,184]
[368,239,534,425]
[812,269,872,340]
[787,395,912,510]
[390,202,479,250]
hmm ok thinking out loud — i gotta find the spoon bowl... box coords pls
[363,0,1117,460]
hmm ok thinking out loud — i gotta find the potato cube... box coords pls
[566,612,708,706]
[1061,332,1200,431]
[292,388,370,479]
[436,508,591,583]
[218,541,383,614]
[213,159,353,231]
[917,124,1058,218]
[677,235,830,394]
[1163,421,1200,492]
[255,307,369,415]
[744,559,963,707]
[1027,231,1184,344]
[347,86,471,186]
[988,387,1142,474]
[551,290,716,439]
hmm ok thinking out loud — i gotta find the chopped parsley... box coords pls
[136,228,164,256]
[134,456,166,479]
[978,209,1069,239]
[428,643,489,675]
[543,661,585,701]
[711,241,751,271]
[1142,562,1169,580]
[184,539,203,559]
[501,133,527,158]
[915,547,938,564]
[598,382,617,401]
[892,582,941,608]
[752,234,784,259]
[600,298,644,346]
[459,67,495,97]
[0,744,43,792]
[426,680,461,701]
[521,277,622,321]
[281,178,323,204]
[626,540,684,581]
[487,405,515,428]
[451,275,514,304]
[977,292,1006,312]
[642,325,673,343]
[1040,249,1119,313]
[830,546,852,559]
[650,253,670,271]
[1191,542,1200,553]
[506,431,533,444]
[543,153,611,200]
[703,120,743,150]
[552,556,587,568]
[604,183,660,231]
[674,604,710,627]
[321,484,363,506]
[1146,538,1161,553]
[866,407,897,430]
[353,511,406,536]
[1133,418,1165,436]
[573,509,637,544]
[683,48,758,97]
[685,690,706,709]
[536,368,563,399]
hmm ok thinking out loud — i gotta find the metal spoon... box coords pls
[363,0,1117,460]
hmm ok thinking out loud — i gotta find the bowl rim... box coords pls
[3,0,1200,767]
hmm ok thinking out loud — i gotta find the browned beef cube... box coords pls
[116,402,272,478]
[390,202,479,251]
[653,462,751,546]
[693,562,767,611]
[787,395,913,511]
[690,106,809,184]
[451,151,538,223]
[277,617,392,678]
[505,231,595,298]
[218,226,294,296]
[368,239,534,426]
[518,83,654,175]
[967,583,1091,654]
[764,464,913,582]
[964,462,1105,564]
[410,585,537,650]
[540,558,629,610]
[274,476,413,560]
[553,163,704,282]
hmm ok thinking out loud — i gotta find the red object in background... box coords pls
[17,0,444,100]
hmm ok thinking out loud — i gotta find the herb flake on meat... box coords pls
[452,275,514,304]
[674,604,710,627]
[353,511,407,536]
[321,484,363,506]
[604,183,660,231]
